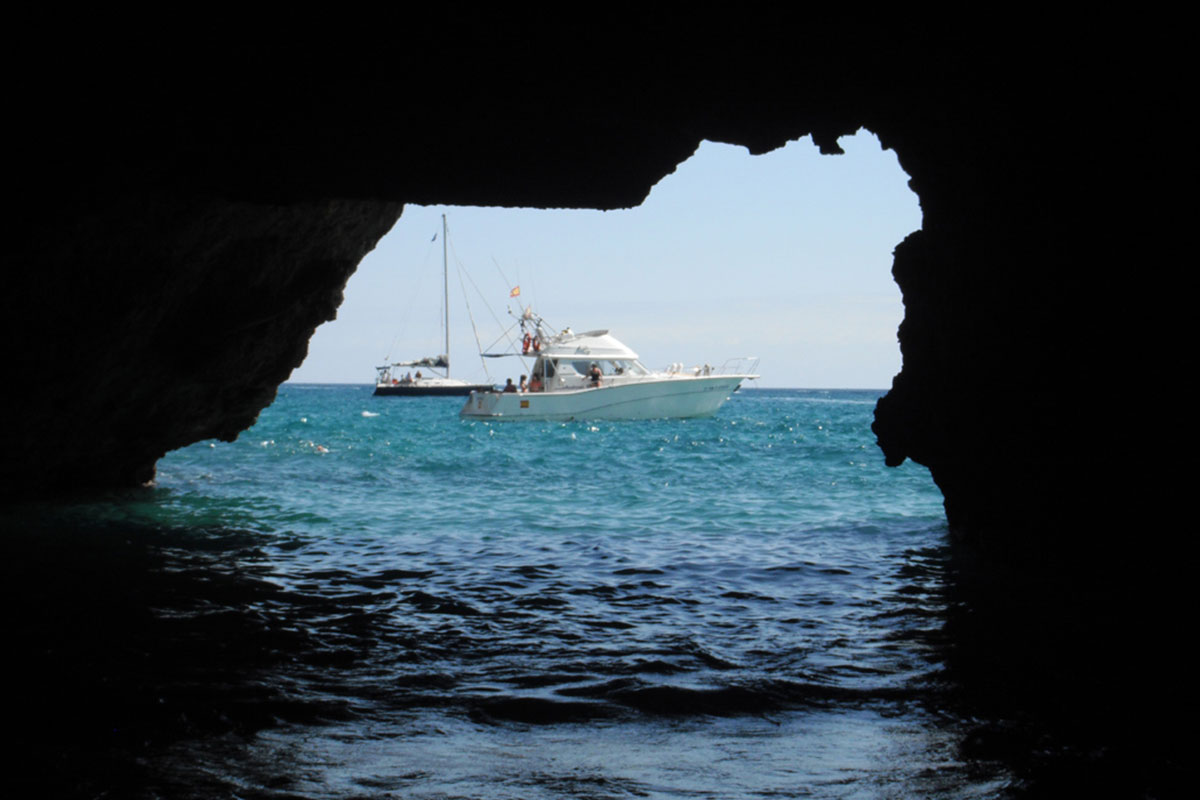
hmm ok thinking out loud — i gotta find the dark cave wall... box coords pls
[7,192,402,490]
[6,18,1126,542]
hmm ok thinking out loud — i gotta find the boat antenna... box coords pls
[441,213,450,378]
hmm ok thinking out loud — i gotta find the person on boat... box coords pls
[415,370,422,381]
[503,378,518,393]
[589,363,602,388]
[529,374,544,392]
[519,375,528,392]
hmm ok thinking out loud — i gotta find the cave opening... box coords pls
[291,131,922,395]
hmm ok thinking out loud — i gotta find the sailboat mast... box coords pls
[442,213,450,378]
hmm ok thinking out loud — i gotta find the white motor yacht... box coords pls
[460,310,757,420]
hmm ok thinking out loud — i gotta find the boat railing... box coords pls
[663,357,758,377]
[711,356,759,376]
[725,356,759,375]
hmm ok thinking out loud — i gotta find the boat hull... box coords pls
[459,376,748,420]
[375,382,494,397]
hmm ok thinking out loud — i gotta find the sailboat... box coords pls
[373,215,495,397]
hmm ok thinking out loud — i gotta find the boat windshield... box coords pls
[566,359,649,376]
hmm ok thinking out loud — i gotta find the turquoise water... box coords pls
[155,386,940,539]
[8,386,1019,798]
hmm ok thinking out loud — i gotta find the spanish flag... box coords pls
[509,286,521,298]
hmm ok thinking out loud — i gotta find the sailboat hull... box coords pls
[375,380,494,397]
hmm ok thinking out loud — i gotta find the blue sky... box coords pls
[290,131,921,389]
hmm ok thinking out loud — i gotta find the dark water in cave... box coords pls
[2,387,1178,798]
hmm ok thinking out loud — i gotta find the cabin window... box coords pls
[571,360,621,376]
[563,359,646,376]
[608,360,648,376]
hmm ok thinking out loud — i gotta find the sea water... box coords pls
[4,386,1017,798]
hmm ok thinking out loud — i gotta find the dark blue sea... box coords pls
[5,386,1025,798]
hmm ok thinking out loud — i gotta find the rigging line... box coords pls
[453,247,530,360]
[459,254,515,341]
[529,272,540,325]
[383,230,438,361]
[443,226,528,375]
[491,255,514,297]
[445,229,537,367]
[441,220,491,380]
[445,230,504,336]
[481,320,521,354]
[454,259,492,381]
